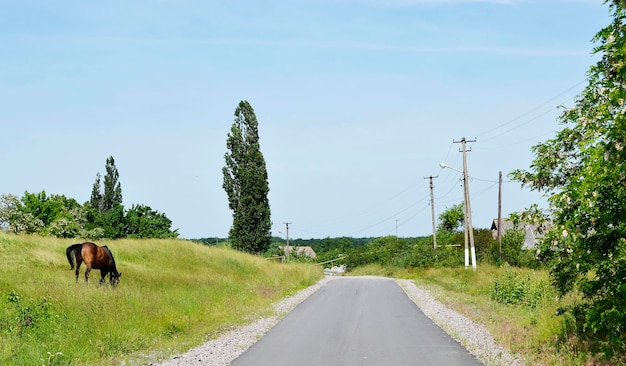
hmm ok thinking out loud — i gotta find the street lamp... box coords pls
[440,162,477,271]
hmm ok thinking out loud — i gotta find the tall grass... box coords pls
[0,233,323,365]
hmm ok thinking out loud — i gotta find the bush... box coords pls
[490,266,551,308]
[489,229,540,268]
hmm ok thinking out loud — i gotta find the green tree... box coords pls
[90,173,103,211]
[0,194,19,229]
[125,204,179,239]
[90,157,122,212]
[222,100,272,254]
[1,191,85,237]
[102,156,123,211]
[437,203,464,232]
[93,204,125,239]
[511,1,626,357]
[88,156,125,238]
[0,193,43,234]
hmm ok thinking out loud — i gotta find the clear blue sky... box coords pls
[0,1,611,239]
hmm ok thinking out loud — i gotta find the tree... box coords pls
[90,157,122,212]
[102,156,123,211]
[88,156,125,238]
[0,193,43,234]
[125,204,179,239]
[222,100,272,254]
[511,1,626,357]
[0,194,19,229]
[90,173,103,211]
[437,203,464,233]
[0,191,84,237]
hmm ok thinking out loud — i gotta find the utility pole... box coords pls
[454,137,477,271]
[497,171,503,259]
[424,175,439,248]
[284,222,291,263]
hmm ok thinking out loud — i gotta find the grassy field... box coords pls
[351,264,597,365]
[0,233,323,365]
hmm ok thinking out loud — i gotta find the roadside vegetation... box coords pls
[0,233,322,365]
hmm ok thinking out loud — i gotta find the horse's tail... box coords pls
[66,243,83,270]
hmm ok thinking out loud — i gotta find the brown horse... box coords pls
[66,242,122,286]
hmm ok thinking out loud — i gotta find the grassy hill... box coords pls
[0,233,323,365]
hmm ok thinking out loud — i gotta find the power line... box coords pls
[478,79,586,140]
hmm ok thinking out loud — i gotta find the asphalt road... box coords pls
[230,277,483,366]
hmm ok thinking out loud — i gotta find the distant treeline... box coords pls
[192,230,536,270]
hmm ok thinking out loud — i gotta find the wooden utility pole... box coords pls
[284,222,291,262]
[497,171,503,259]
[454,137,477,271]
[424,175,439,248]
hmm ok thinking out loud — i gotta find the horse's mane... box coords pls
[101,246,118,269]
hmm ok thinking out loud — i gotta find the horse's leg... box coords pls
[100,270,108,285]
[75,259,83,283]
[85,265,92,284]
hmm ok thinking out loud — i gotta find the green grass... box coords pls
[0,233,323,365]
[354,264,595,365]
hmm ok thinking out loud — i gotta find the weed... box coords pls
[4,291,55,336]
[490,266,551,308]
[41,351,64,366]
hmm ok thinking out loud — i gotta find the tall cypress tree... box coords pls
[223,100,272,254]
[102,156,122,211]
[90,172,103,211]
[87,156,125,239]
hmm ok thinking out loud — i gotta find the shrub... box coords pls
[490,266,551,308]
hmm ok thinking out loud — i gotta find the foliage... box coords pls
[0,192,86,237]
[4,291,56,337]
[222,100,272,254]
[192,237,228,246]
[88,156,126,238]
[1,156,178,240]
[125,204,179,239]
[490,266,552,308]
[472,228,498,262]
[100,156,123,212]
[0,194,43,234]
[510,1,626,357]
[339,236,465,269]
[92,204,126,239]
[437,203,464,232]
[488,229,539,268]
[90,172,103,211]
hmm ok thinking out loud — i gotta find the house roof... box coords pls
[280,246,317,258]
[491,218,543,250]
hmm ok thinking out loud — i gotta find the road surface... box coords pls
[230,277,483,366]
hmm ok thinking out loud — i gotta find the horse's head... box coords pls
[110,272,122,287]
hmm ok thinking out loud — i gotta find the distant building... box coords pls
[490,219,545,250]
[279,246,317,259]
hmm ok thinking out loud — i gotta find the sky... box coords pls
[0,0,612,240]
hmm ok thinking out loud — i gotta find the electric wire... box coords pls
[478,79,585,140]
[288,79,587,238]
